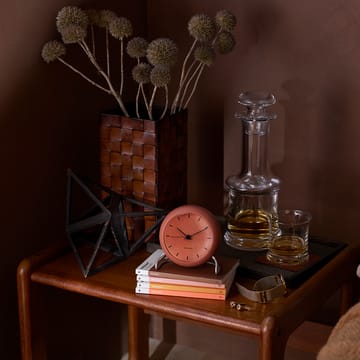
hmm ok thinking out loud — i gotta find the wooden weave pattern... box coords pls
[100,110,187,211]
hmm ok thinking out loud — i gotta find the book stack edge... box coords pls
[135,249,239,300]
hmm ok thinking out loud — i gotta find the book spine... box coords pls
[136,275,225,289]
[142,271,220,284]
[136,281,226,294]
[135,249,165,275]
[135,287,225,300]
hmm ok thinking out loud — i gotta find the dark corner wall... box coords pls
[0,0,146,358]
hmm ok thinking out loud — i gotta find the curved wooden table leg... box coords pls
[128,305,150,360]
[18,259,46,360]
[260,317,288,360]
[17,242,69,360]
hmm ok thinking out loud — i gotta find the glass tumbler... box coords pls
[266,209,312,265]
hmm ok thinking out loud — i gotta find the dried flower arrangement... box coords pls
[41,6,237,120]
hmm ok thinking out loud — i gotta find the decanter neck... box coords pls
[241,119,270,176]
[225,91,280,192]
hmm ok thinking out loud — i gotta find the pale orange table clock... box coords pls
[159,205,221,271]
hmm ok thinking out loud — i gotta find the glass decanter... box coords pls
[224,91,280,250]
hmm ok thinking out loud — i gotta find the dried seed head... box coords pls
[188,13,216,42]
[215,31,236,54]
[132,62,152,84]
[215,10,237,32]
[150,65,171,87]
[98,9,117,28]
[127,37,148,59]
[41,40,66,63]
[56,6,89,33]
[60,24,87,44]
[146,38,178,67]
[109,17,133,39]
[194,44,216,66]
[85,9,100,26]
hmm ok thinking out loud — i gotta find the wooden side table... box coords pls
[17,240,359,360]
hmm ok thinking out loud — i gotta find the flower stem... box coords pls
[120,39,124,96]
[184,63,205,109]
[179,62,203,110]
[171,39,197,114]
[79,40,129,116]
[149,87,158,120]
[106,28,110,78]
[135,85,141,118]
[90,25,96,56]
[140,84,150,117]
[58,58,111,94]
[160,86,169,120]
[179,39,197,88]
[176,59,196,109]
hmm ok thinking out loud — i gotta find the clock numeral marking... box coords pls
[176,252,179,257]
[169,224,173,227]
[196,254,200,258]
[197,216,201,222]
[186,256,189,260]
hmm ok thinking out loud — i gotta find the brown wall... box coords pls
[2,0,360,358]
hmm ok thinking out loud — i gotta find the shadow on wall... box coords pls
[275,77,360,244]
[311,79,360,243]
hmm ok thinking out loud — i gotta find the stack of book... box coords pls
[135,249,240,300]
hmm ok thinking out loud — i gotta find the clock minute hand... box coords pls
[176,227,188,237]
[189,226,208,237]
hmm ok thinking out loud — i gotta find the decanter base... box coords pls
[224,231,270,251]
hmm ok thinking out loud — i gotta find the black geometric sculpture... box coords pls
[66,169,167,277]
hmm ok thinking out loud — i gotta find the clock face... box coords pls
[159,205,221,267]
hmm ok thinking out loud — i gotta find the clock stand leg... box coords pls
[207,256,220,275]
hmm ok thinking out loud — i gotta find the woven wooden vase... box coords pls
[100,109,188,222]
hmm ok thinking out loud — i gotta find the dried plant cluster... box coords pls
[42,6,237,120]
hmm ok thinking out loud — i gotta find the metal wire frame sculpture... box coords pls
[66,169,167,277]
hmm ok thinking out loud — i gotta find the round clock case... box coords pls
[159,204,221,267]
